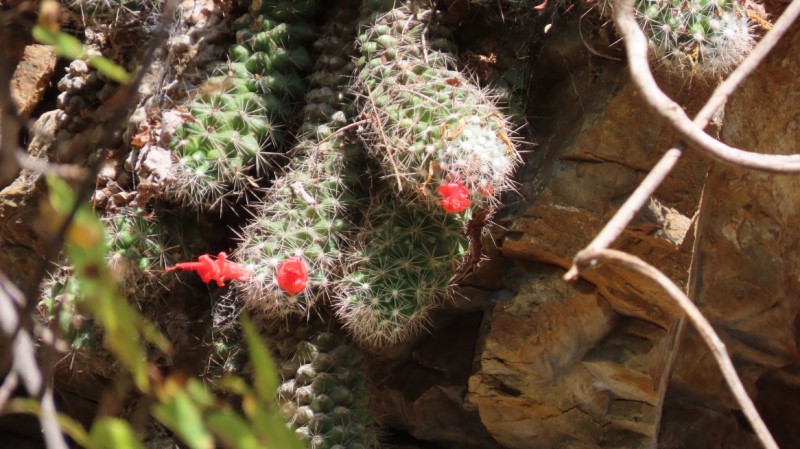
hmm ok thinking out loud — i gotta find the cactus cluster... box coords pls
[353,3,520,212]
[168,0,317,209]
[235,11,363,318]
[622,0,754,77]
[265,322,375,449]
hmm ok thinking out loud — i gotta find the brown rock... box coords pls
[11,45,57,118]
[658,21,800,449]
[467,23,713,448]
[467,271,620,449]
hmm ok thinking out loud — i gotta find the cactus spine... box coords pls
[353,2,519,212]
[235,10,363,318]
[169,0,317,209]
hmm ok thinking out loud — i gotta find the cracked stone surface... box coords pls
[657,20,800,449]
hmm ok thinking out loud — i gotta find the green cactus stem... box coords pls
[352,1,520,212]
[235,9,364,318]
[168,0,317,210]
[335,195,470,346]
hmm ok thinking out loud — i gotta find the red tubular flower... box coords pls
[166,252,253,287]
[437,181,471,213]
[276,256,308,296]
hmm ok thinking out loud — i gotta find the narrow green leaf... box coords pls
[32,26,131,84]
[216,375,251,396]
[33,26,83,59]
[152,389,213,449]
[88,55,131,83]
[185,378,215,409]
[241,315,279,402]
[205,410,259,449]
[89,418,145,449]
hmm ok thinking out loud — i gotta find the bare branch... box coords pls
[565,0,800,280]
[40,387,68,449]
[0,271,69,449]
[15,150,89,182]
[0,371,18,411]
[569,249,779,449]
[613,0,800,173]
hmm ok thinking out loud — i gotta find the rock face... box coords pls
[462,19,712,446]
[657,20,800,449]
[11,45,57,119]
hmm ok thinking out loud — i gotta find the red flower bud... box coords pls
[437,181,471,213]
[276,256,308,296]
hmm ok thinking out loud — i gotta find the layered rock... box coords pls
[466,22,713,448]
[657,20,800,449]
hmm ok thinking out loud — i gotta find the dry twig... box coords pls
[565,0,800,281]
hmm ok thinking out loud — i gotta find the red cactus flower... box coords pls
[276,256,308,296]
[166,252,253,287]
[437,181,471,213]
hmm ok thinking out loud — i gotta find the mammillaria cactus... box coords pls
[335,195,470,346]
[265,322,376,449]
[614,0,754,77]
[353,1,520,213]
[235,10,363,318]
[168,0,317,210]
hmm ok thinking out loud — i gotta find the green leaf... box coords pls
[89,418,145,449]
[216,375,252,397]
[152,383,213,449]
[185,378,215,409]
[88,55,132,83]
[241,315,279,402]
[32,25,83,59]
[205,410,259,449]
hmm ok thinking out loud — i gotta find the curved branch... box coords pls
[613,0,800,173]
[568,249,779,449]
[565,0,800,281]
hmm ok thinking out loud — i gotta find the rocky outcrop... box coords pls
[657,20,800,449]
[466,21,713,449]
